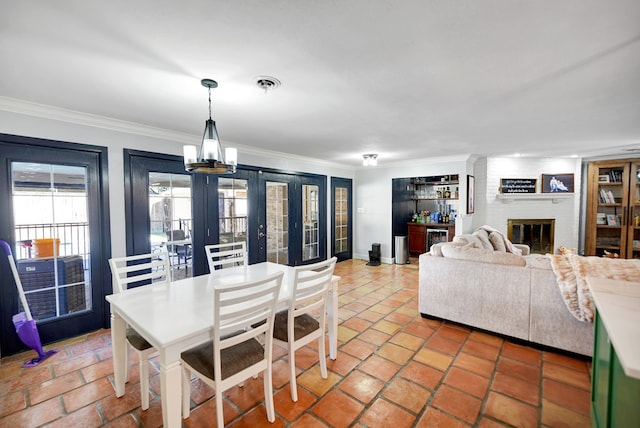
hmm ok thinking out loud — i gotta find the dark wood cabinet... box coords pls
[408,223,427,255]
[407,223,454,256]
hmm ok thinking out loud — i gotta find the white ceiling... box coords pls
[2,1,640,167]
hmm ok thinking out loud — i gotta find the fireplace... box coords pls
[507,219,555,254]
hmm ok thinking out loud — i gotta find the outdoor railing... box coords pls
[14,222,90,260]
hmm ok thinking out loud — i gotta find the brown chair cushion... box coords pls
[181,338,264,380]
[272,310,320,341]
[126,328,153,351]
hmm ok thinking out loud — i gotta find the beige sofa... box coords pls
[418,230,594,356]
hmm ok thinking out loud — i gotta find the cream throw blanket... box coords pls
[546,254,640,322]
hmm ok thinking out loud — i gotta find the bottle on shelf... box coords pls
[454,187,459,199]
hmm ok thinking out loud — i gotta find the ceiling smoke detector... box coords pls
[255,76,281,93]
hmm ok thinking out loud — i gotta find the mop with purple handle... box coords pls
[0,240,58,367]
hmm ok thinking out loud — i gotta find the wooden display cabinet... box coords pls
[586,159,640,258]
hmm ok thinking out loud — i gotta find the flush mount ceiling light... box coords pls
[183,79,237,174]
[362,154,378,166]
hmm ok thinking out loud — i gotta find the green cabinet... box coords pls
[591,312,640,427]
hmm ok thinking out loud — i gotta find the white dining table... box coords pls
[106,262,340,428]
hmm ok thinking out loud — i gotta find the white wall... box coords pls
[353,157,472,263]
[350,155,582,263]
[0,108,353,260]
[478,156,582,252]
[0,105,584,262]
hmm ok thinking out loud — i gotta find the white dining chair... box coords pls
[180,271,283,427]
[273,257,337,402]
[204,241,247,272]
[108,251,170,410]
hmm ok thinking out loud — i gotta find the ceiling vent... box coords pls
[255,76,281,93]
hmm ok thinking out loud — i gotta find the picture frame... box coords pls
[541,173,574,193]
[606,214,619,226]
[499,178,536,194]
[598,174,610,183]
[467,175,475,214]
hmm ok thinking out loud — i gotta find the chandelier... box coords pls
[183,79,237,174]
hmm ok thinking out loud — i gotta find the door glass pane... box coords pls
[149,172,192,280]
[303,184,319,260]
[335,186,349,253]
[11,162,91,321]
[632,164,640,258]
[266,182,288,264]
[218,178,248,245]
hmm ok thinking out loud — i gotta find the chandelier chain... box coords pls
[208,86,212,120]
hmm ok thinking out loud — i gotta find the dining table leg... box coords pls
[328,277,339,360]
[110,311,127,397]
[160,355,183,428]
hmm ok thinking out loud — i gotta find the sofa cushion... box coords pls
[525,254,551,270]
[489,231,507,252]
[453,234,481,249]
[440,244,526,266]
[472,229,494,250]
[430,242,446,257]
[431,241,467,257]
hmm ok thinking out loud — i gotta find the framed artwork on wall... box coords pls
[467,175,475,214]
[541,173,574,193]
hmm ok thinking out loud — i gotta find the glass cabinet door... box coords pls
[627,162,640,258]
[590,162,630,257]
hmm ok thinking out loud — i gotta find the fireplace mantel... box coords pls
[496,193,574,204]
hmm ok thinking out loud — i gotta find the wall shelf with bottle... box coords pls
[411,175,460,201]
[410,174,459,228]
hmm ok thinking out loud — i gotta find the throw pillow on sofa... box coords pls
[488,231,507,252]
[453,234,483,249]
[430,240,467,257]
[440,244,526,266]
[472,229,494,250]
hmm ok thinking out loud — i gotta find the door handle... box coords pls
[258,232,265,238]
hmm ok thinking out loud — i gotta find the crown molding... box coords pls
[237,143,353,170]
[373,154,473,169]
[0,96,199,144]
[0,96,353,170]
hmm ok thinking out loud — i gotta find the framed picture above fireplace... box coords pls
[541,173,574,193]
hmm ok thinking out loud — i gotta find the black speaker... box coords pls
[367,243,381,266]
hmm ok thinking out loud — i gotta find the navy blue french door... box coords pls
[0,134,110,357]
[331,177,352,261]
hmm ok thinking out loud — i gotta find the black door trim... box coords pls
[0,133,111,355]
[331,177,353,261]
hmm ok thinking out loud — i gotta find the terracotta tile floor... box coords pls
[0,259,593,427]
